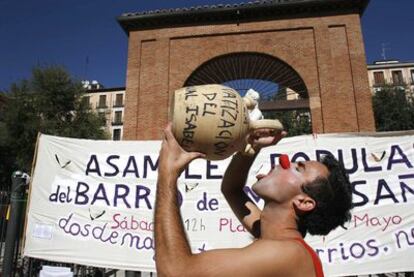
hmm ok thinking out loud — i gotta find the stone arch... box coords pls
[185,52,308,100]
[184,52,312,135]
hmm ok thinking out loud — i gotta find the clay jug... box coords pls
[170,84,283,160]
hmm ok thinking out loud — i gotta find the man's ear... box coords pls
[293,195,316,213]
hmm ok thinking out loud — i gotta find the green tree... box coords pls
[263,109,312,137]
[0,92,15,190]
[372,85,414,131]
[0,66,108,190]
[262,86,312,137]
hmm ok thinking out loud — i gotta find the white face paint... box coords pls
[252,161,329,203]
[289,166,302,177]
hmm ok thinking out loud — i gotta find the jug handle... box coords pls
[243,95,257,110]
[243,119,284,156]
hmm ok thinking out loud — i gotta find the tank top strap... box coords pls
[292,238,324,277]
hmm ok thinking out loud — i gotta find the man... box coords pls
[155,124,353,276]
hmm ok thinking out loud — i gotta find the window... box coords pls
[98,95,107,108]
[98,112,106,126]
[113,129,121,141]
[411,70,414,84]
[373,72,385,86]
[115,94,124,107]
[392,70,404,85]
[81,96,90,108]
[113,111,122,125]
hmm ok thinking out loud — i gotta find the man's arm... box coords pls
[154,124,293,276]
[154,123,202,275]
[221,152,262,237]
[221,130,286,237]
[155,155,300,277]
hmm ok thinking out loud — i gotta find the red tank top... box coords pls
[293,238,324,277]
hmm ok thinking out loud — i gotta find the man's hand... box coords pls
[247,128,287,153]
[158,123,205,180]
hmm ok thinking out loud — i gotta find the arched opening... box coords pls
[184,52,312,136]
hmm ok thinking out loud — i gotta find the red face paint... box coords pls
[279,154,290,169]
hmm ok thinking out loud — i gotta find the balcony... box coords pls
[83,103,92,110]
[392,81,406,87]
[112,120,123,126]
[96,103,108,109]
[373,82,387,88]
[113,101,124,108]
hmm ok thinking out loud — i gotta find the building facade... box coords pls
[89,60,414,141]
[117,0,375,140]
[367,60,414,95]
[83,87,126,140]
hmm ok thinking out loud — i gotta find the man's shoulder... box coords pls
[247,239,314,275]
[251,238,308,256]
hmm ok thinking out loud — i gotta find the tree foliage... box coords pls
[262,86,312,137]
[264,85,414,135]
[0,66,108,189]
[0,92,14,190]
[372,85,414,132]
[263,109,312,137]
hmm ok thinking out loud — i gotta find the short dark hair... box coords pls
[297,155,353,237]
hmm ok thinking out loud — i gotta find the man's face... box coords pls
[252,161,329,204]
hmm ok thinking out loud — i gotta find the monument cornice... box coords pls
[117,0,370,34]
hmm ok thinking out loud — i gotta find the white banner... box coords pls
[24,133,414,276]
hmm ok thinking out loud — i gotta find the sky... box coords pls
[0,0,413,91]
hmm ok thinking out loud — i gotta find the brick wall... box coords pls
[123,13,375,140]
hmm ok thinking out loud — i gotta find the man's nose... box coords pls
[279,154,290,169]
